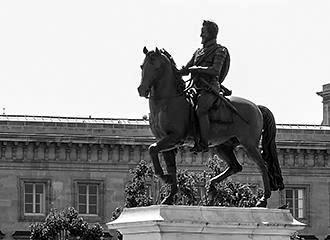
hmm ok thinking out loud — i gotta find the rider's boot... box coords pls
[191,114,210,153]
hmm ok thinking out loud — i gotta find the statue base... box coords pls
[107,205,305,240]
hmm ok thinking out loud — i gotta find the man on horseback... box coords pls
[180,20,231,153]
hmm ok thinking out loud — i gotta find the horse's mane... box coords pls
[159,48,186,94]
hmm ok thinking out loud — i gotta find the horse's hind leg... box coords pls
[210,142,242,186]
[208,141,242,204]
[244,145,271,207]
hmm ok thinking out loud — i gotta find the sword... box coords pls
[199,78,249,124]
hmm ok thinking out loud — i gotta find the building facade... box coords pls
[0,83,330,240]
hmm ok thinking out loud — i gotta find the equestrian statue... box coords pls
[137,20,284,207]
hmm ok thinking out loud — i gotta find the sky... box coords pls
[0,0,329,124]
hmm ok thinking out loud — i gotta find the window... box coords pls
[78,183,98,215]
[19,178,51,221]
[24,183,45,215]
[74,180,104,219]
[286,188,305,218]
[281,186,309,222]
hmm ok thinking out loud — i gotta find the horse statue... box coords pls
[137,47,284,207]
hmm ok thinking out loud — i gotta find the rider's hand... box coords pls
[188,66,200,74]
[178,67,190,76]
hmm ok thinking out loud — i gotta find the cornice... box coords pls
[0,133,155,145]
[0,161,135,172]
[277,141,330,150]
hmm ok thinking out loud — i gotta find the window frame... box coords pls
[280,184,310,223]
[24,182,46,216]
[73,179,104,221]
[18,178,51,222]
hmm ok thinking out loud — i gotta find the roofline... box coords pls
[0,114,149,125]
[0,114,145,121]
[0,115,329,130]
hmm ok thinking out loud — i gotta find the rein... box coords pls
[147,93,184,100]
[146,75,194,101]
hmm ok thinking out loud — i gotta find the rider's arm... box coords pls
[193,47,227,76]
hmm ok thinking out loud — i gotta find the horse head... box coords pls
[138,47,173,98]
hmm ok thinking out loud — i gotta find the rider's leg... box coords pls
[197,113,210,150]
[192,92,217,152]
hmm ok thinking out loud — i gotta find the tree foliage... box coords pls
[30,207,103,240]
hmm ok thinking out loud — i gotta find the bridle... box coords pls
[140,51,162,97]
[141,49,194,100]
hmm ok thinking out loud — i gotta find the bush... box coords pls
[112,155,263,214]
[124,160,154,208]
[30,207,103,240]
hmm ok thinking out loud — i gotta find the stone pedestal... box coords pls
[107,205,305,240]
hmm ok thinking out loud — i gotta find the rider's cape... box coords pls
[218,45,230,84]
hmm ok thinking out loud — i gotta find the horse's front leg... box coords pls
[148,135,181,205]
[160,149,178,205]
[149,142,164,177]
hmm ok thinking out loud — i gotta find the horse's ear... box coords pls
[143,46,148,54]
[155,47,160,54]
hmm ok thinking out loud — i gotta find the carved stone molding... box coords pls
[0,140,329,169]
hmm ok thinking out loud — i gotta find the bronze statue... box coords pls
[137,22,284,207]
[179,20,231,153]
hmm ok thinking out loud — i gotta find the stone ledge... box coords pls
[107,205,305,240]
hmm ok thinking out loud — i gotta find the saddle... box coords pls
[209,97,233,123]
[186,89,233,124]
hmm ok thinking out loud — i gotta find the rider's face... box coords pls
[200,26,211,44]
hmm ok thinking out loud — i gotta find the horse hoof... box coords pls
[256,197,267,208]
[161,183,178,205]
[161,195,174,205]
[207,193,215,206]
[209,177,216,185]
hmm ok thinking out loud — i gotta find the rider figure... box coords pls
[180,20,231,153]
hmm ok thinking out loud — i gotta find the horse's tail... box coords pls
[258,105,285,191]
